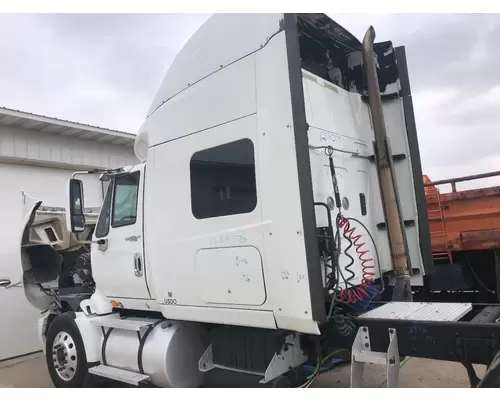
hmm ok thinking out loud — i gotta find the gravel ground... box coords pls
[0,351,486,388]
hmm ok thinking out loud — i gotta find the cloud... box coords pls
[333,13,500,187]
[0,13,209,132]
[1,13,500,189]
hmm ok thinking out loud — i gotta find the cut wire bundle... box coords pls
[297,349,344,388]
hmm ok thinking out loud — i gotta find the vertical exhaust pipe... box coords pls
[362,26,413,302]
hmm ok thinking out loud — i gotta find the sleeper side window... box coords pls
[111,172,140,228]
[190,139,257,219]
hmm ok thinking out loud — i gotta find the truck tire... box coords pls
[45,312,94,388]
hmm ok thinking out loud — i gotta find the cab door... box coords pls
[91,164,151,299]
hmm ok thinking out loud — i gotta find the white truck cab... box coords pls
[5,13,431,388]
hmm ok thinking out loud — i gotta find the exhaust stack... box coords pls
[362,26,413,302]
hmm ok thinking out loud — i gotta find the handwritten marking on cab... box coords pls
[210,234,246,247]
[320,131,344,147]
[236,256,248,266]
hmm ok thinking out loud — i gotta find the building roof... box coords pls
[0,106,135,147]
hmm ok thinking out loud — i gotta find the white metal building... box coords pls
[0,107,137,360]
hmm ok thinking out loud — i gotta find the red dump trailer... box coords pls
[423,171,500,301]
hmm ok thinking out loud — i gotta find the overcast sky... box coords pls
[0,13,499,190]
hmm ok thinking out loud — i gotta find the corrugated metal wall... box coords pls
[0,124,138,169]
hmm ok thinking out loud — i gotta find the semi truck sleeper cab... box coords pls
[6,13,491,389]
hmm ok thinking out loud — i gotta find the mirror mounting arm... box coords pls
[0,279,22,289]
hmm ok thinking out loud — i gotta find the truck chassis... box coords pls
[327,302,500,387]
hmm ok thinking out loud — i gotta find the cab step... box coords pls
[89,365,150,386]
[89,314,162,331]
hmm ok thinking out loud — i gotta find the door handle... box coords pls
[97,239,108,252]
[134,253,143,277]
[0,278,11,287]
[0,278,22,289]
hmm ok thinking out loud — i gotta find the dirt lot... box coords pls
[0,351,485,388]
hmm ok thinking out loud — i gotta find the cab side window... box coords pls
[190,139,257,219]
[111,172,140,228]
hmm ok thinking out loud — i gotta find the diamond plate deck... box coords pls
[360,302,472,322]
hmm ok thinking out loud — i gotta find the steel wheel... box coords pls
[51,330,78,381]
[45,312,94,388]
